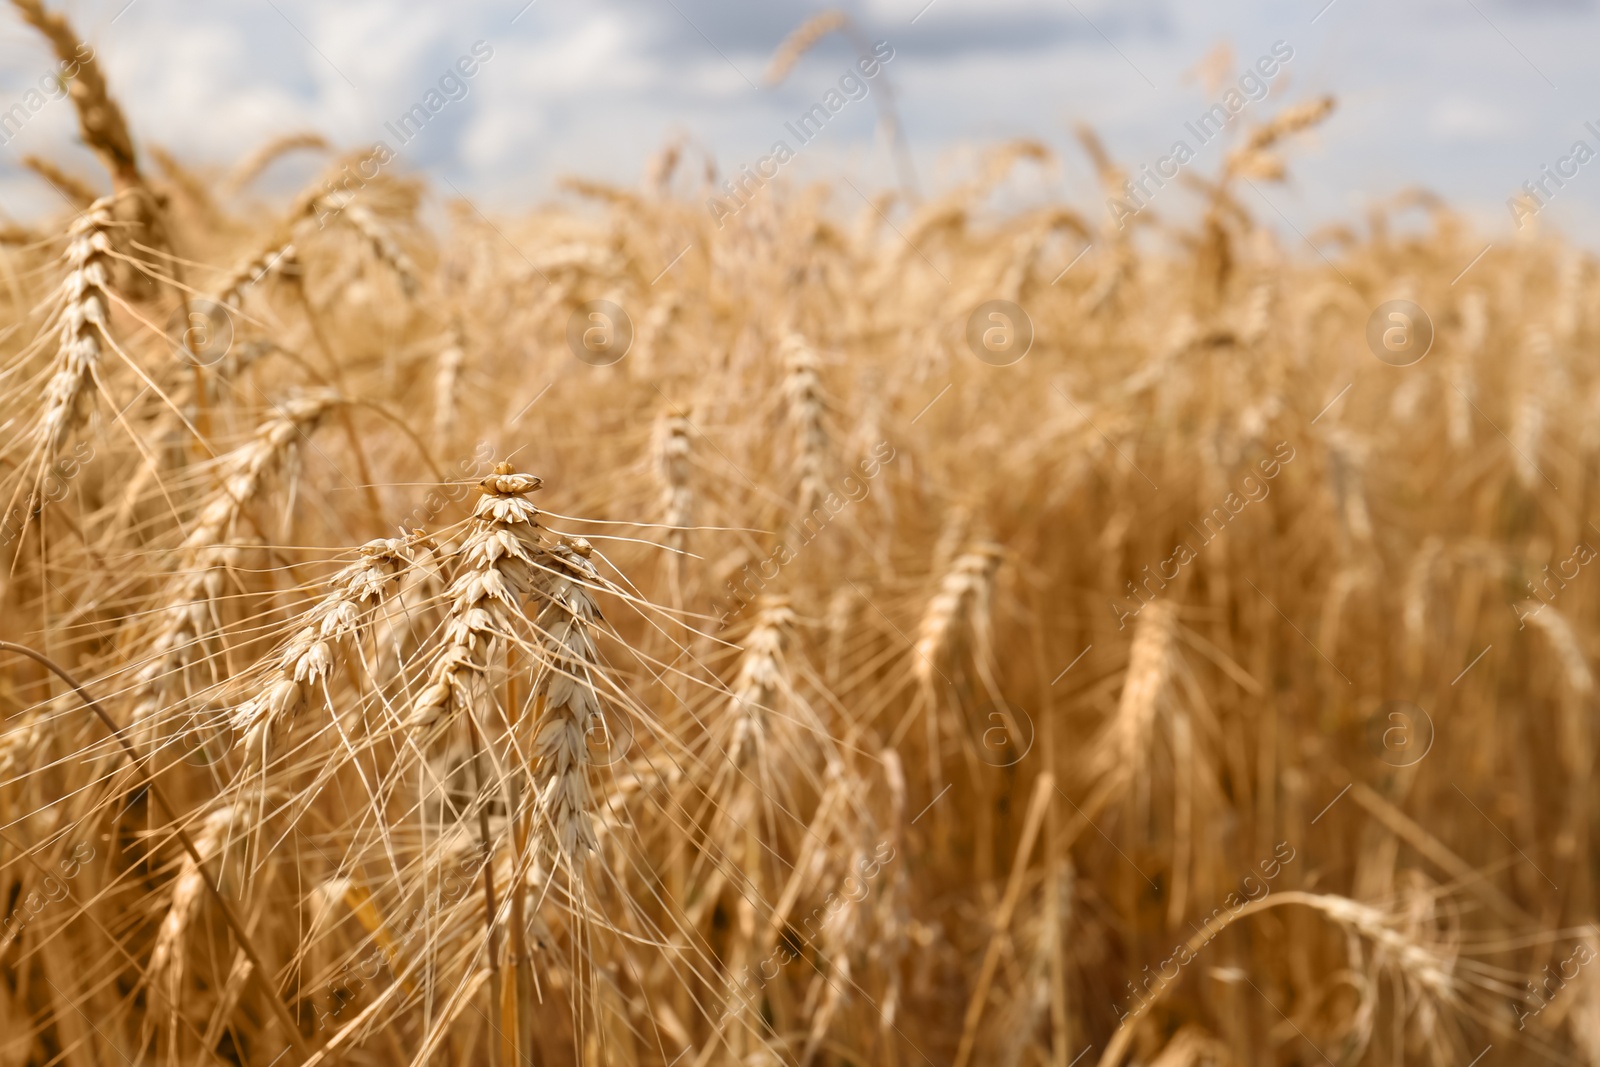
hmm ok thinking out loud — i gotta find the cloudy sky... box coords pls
[0,0,1596,243]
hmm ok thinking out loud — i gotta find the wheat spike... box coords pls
[36,197,115,460]
[144,805,241,1050]
[232,534,420,743]
[1447,288,1487,449]
[1510,326,1551,489]
[783,331,831,513]
[11,0,141,189]
[728,597,798,768]
[913,543,1005,692]
[766,10,849,84]
[532,534,608,862]
[411,463,546,732]
[1093,600,1178,791]
[217,240,299,308]
[654,409,694,553]
[131,392,342,725]
[224,131,330,195]
[433,332,465,444]
[20,155,99,206]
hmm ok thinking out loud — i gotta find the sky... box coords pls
[0,0,1598,245]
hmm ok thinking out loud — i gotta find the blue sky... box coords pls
[0,0,1597,244]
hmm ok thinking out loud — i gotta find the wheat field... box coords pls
[0,3,1594,1066]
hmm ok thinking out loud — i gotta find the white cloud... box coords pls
[860,0,1128,20]
[1429,98,1517,143]
[0,0,1599,245]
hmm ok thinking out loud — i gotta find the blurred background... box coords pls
[0,0,1594,238]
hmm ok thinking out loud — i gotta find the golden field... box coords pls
[0,3,1595,1065]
